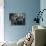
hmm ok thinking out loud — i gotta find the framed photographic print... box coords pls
[9,13,25,25]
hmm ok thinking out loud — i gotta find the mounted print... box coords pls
[9,13,25,25]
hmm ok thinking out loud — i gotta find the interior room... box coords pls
[0,0,46,46]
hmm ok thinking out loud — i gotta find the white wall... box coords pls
[40,0,46,45]
[0,0,4,42]
[40,0,46,27]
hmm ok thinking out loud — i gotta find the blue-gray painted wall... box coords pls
[4,0,40,42]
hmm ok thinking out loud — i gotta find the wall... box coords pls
[40,0,46,26]
[4,0,40,42]
[0,0,4,42]
[40,0,46,45]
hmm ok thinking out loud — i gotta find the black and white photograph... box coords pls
[9,13,25,25]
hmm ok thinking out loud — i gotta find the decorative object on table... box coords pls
[1,41,7,46]
[9,12,25,25]
[33,9,46,24]
[17,32,34,46]
[23,32,34,46]
[2,43,7,46]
